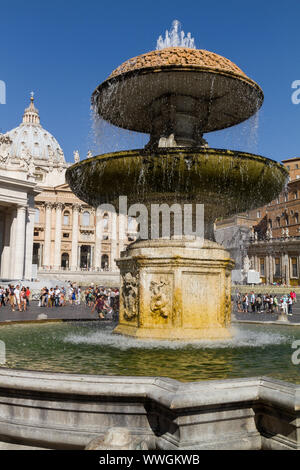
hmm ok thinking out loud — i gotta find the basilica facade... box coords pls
[0,95,136,282]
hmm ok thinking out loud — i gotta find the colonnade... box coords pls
[0,205,35,280]
[40,203,129,272]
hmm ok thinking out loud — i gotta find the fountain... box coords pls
[1,25,299,451]
[66,35,287,341]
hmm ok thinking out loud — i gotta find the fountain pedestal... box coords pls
[114,238,234,340]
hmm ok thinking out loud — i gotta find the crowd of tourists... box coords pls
[235,291,297,315]
[0,285,31,312]
[38,285,73,307]
[0,282,120,320]
[38,283,119,319]
[84,285,119,320]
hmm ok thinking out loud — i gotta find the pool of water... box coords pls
[1,321,300,383]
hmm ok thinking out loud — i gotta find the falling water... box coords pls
[89,106,148,155]
[156,20,196,50]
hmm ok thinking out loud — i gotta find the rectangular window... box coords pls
[63,233,70,238]
[260,258,265,276]
[292,257,298,278]
[275,258,281,277]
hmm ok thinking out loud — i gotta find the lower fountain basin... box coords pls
[1,321,299,383]
[66,148,288,219]
[1,321,300,450]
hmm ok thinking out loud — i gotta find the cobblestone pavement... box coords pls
[0,301,103,322]
[1,300,300,325]
[233,301,300,324]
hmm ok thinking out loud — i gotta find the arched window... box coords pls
[101,254,109,270]
[63,211,70,225]
[103,213,109,230]
[82,211,90,226]
[34,208,40,223]
[61,253,69,269]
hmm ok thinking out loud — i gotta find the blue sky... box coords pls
[0,0,300,163]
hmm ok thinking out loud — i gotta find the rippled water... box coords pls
[1,322,300,383]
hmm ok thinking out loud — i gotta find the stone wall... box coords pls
[0,369,299,450]
[37,270,121,286]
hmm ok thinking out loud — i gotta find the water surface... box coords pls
[0,322,299,383]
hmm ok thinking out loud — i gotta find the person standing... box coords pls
[92,295,105,319]
[269,295,274,314]
[69,286,74,305]
[43,287,49,307]
[48,288,55,308]
[14,285,21,312]
[76,287,81,305]
[236,293,242,313]
[54,286,60,307]
[20,287,27,312]
[25,286,30,308]
[9,285,15,312]
[242,294,249,313]
[250,292,256,313]
[281,295,288,316]
[288,295,293,315]
[273,295,279,313]
[0,287,5,307]
[256,294,262,313]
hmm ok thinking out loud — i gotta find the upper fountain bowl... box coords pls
[92,47,264,138]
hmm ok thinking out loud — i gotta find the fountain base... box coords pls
[115,238,234,340]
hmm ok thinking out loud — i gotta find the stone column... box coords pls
[0,211,4,264]
[71,204,80,271]
[24,208,35,280]
[1,210,12,278]
[14,205,27,280]
[78,245,81,269]
[90,246,94,270]
[94,206,103,270]
[282,253,289,285]
[269,255,274,285]
[9,210,17,277]
[256,255,260,272]
[265,255,270,284]
[53,202,63,270]
[110,211,117,271]
[43,203,52,269]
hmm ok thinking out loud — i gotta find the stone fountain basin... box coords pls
[66,148,288,219]
[92,66,263,133]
